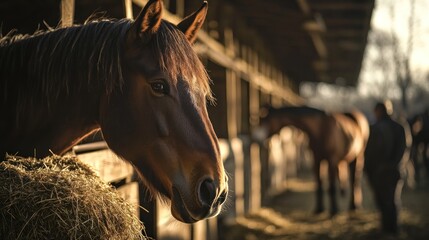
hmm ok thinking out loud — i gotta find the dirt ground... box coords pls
[223,172,429,240]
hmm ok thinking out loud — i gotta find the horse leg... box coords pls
[348,154,364,211]
[338,161,348,196]
[409,144,420,184]
[314,159,324,214]
[328,160,339,216]
[423,143,429,182]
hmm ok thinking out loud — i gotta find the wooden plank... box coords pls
[76,146,134,183]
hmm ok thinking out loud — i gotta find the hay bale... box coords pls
[0,154,145,240]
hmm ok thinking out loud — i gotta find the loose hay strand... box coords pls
[0,154,145,240]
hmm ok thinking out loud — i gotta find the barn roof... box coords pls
[230,0,375,87]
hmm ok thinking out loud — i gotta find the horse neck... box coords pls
[0,25,124,157]
[0,81,102,158]
[272,112,322,138]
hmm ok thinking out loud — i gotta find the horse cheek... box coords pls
[98,93,143,155]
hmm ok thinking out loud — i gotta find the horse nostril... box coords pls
[217,189,228,205]
[198,178,216,207]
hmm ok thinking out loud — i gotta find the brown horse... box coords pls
[254,106,369,215]
[0,0,228,223]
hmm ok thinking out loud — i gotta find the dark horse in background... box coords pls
[408,109,429,184]
[254,106,369,215]
[0,0,228,223]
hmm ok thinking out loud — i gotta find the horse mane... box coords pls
[0,19,129,113]
[0,17,212,112]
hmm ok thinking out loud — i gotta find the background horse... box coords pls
[408,109,429,184]
[254,106,369,215]
[0,0,227,223]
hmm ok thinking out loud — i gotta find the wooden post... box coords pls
[231,137,244,216]
[124,0,133,19]
[61,0,74,27]
[137,184,157,239]
[235,40,243,134]
[225,28,237,139]
[225,24,246,219]
[248,44,262,212]
[176,0,185,18]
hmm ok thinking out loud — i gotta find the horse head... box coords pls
[252,105,281,142]
[99,0,228,223]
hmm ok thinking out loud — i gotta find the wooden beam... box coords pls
[325,18,370,26]
[308,32,328,58]
[297,0,311,16]
[326,30,365,38]
[311,2,373,10]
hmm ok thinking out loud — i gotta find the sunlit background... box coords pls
[301,0,429,120]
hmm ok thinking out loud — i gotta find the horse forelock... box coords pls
[151,21,213,106]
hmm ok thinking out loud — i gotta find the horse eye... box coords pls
[150,81,169,95]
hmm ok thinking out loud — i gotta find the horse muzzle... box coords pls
[171,177,228,223]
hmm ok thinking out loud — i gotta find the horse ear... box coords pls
[128,0,163,42]
[177,1,208,44]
